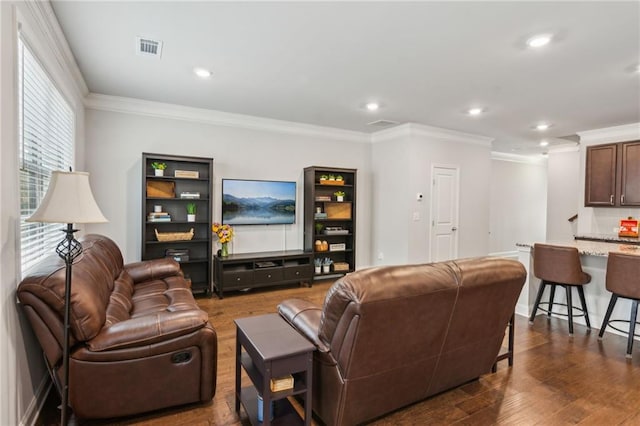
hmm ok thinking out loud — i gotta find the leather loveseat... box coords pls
[17,234,217,419]
[278,257,525,425]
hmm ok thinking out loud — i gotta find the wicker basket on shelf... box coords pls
[155,228,194,242]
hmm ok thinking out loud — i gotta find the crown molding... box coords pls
[22,1,88,98]
[577,122,640,145]
[371,122,493,146]
[491,151,547,164]
[84,93,370,143]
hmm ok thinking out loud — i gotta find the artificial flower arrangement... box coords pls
[212,222,234,243]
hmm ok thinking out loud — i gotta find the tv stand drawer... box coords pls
[254,268,284,284]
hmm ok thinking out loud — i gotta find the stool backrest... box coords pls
[606,252,640,299]
[533,243,590,285]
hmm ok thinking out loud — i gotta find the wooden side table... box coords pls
[235,314,315,425]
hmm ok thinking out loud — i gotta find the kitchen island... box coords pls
[516,237,639,340]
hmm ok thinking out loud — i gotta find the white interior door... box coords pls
[431,165,460,262]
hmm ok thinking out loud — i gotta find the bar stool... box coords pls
[529,243,592,335]
[598,252,640,358]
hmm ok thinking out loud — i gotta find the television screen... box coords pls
[222,179,296,225]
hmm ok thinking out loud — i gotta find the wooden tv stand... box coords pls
[213,250,313,298]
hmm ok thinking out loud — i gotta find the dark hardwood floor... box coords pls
[37,279,640,425]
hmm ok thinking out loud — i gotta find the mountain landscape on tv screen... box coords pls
[223,194,295,225]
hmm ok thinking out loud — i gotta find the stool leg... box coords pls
[598,294,618,340]
[529,281,547,324]
[548,284,556,318]
[577,286,591,330]
[627,299,639,359]
[566,285,574,335]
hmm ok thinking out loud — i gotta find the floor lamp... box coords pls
[26,171,107,425]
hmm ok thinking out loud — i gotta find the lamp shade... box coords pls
[26,171,108,224]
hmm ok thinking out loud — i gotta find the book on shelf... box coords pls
[315,196,332,202]
[314,213,328,219]
[270,375,294,392]
[148,217,171,222]
[148,212,171,222]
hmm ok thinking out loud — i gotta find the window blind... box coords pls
[18,38,74,276]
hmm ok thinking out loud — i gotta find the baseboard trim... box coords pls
[20,376,51,426]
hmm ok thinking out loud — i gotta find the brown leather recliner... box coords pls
[17,234,217,419]
[278,257,525,426]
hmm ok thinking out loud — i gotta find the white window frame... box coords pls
[18,36,75,277]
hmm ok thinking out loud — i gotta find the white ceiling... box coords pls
[50,1,640,154]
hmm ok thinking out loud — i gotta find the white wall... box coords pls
[576,123,640,235]
[0,2,88,425]
[546,149,580,241]
[370,124,493,265]
[489,156,547,254]
[84,103,372,268]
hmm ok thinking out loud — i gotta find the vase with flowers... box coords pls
[212,222,234,257]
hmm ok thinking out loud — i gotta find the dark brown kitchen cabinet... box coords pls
[585,141,640,207]
[620,141,640,206]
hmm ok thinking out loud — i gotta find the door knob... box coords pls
[452,227,458,231]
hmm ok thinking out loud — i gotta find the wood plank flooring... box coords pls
[37,280,640,425]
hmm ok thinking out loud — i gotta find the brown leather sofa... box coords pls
[278,257,525,425]
[17,234,217,419]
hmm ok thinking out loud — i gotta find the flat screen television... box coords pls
[222,179,296,225]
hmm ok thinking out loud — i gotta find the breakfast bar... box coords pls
[516,236,640,340]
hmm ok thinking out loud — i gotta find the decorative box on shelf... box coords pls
[319,180,345,186]
[333,262,350,272]
[179,192,201,199]
[165,248,190,262]
[146,181,175,198]
[325,203,351,219]
[174,170,199,179]
[324,226,348,235]
[269,375,294,392]
[329,243,346,252]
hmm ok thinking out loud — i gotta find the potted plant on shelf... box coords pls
[322,257,333,274]
[334,191,345,202]
[186,203,197,222]
[212,222,234,257]
[328,174,336,181]
[315,222,324,234]
[151,162,167,176]
[314,258,322,274]
[319,174,329,183]
[336,175,343,182]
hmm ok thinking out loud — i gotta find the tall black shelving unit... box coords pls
[304,166,357,281]
[142,153,213,295]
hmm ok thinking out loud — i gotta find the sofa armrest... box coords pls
[278,299,329,352]
[125,258,182,284]
[87,310,209,351]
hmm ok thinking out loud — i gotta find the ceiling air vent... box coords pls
[136,37,163,58]
[367,119,400,127]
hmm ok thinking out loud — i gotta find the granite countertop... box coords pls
[516,240,640,257]
[574,233,640,245]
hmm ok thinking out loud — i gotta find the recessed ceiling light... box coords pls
[527,34,552,48]
[539,140,549,147]
[535,123,551,131]
[193,67,212,78]
[467,107,484,116]
[366,102,379,111]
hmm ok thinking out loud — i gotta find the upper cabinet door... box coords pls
[585,143,617,206]
[620,141,640,206]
